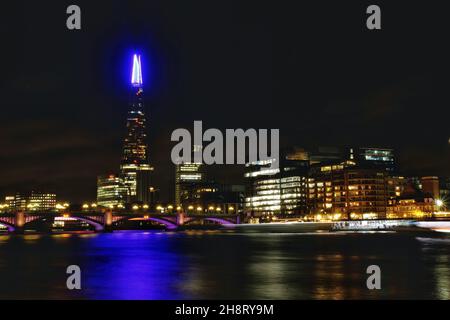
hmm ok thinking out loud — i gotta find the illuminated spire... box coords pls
[131,54,143,86]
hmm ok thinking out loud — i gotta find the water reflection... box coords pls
[0,231,449,299]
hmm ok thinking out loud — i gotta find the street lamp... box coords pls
[436,199,444,208]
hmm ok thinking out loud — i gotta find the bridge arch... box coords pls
[147,217,178,230]
[24,215,105,232]
[183,217,237,226]
[114,216,178,230]
[0,221,15,232]
[68,216,104,231]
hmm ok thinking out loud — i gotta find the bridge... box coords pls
[0,210,241,233]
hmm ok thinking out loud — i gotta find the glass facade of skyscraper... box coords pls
[120,54,154,203]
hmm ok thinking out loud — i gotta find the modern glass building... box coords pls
[120,54,154,203]
[97,174,128,208]
[175,162,204,206]
[245,157,309,216]
[351,147,395,172]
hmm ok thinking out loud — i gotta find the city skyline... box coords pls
[1,1,449,203]
[2,1,450,304]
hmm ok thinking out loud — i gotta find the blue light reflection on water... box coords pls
[79,231,187,299]
[1,230,450,299]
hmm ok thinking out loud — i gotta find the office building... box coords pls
[97,174,128,208]
[175,161,204,206]
[307,160,389,219]
[11,192,56,211]
[245,155,309,215]
[350,147,395,172]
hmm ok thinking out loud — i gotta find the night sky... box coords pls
[1,1,449,203]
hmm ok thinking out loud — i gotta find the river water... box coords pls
[0,230,449,299]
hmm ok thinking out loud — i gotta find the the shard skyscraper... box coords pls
[120,54,153,204]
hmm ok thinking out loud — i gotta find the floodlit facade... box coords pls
[10,192,57,211]
[386,197,436,219]
[245,158,309,215]
[386,176,442,219]
[97,174,128,208]
[308,161,389,219]
[175,162,204,205]
[244,146,400,218]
